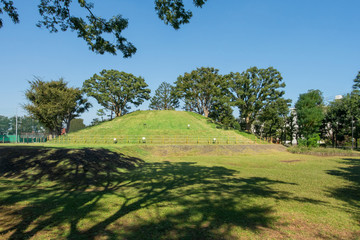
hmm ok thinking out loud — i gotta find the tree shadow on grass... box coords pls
[0,146,143,190]
[0,146,324,239]
[326,158,360,222]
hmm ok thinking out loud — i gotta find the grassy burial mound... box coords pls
[58,110,265,145]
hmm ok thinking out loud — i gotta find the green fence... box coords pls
[0,135,47,143]
[49,135,270,145]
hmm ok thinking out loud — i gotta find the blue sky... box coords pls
[1,0,360,124]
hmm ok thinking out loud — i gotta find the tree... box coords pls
[295,89,324,142]
[8,115,45,134]
[353,71,360,92]
[96,108,107,121]
[174,67,225,117]
[255,98,291,141]
[208,101,235,129]
[228,67,286,132]
[1,0,208,56]
[149,82,179,110]
[68,118,86,133]
[285,110,297,145]
[324,97,349,147]
[90,118,101,126]
[83,69,151,117]
[0,115,10,135]
[24,77,91,135]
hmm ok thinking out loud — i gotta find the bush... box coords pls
[297,134,320,148]
[307,134,320,148]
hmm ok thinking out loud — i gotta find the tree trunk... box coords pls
[203,107,209,118]
[115,105,121,117]
[245,116,251,132]
[356,137,358,149]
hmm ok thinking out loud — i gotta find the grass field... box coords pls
[0,144,359,239]
[55,111,265,145]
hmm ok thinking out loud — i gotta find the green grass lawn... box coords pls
[59,111,263,145]
[0,145,359,239]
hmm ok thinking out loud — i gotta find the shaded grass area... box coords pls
[0,146,359,239]
[288,146,360,156]
[327,158,360,223]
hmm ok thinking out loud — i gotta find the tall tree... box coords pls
[295,89,324,140]
[353,71,360,92]
[228,67,286,132]
[83,69,151,117]
[0,115,10,135]
[8,116,45,135]
[174,67,225,117]
[24,78,91,135]
[255,98,291,140]
[324,97,349,147]
[149,82,179,110]
[1,0,208,56]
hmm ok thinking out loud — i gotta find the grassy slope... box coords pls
[71,110,250,139]
[0,145,359,239]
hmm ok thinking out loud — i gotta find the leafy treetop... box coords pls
[24,77,91,135]
[228,67,286,132]
[83,69,151,117]
[0,0,208,56]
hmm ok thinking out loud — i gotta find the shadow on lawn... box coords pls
[0,146,322,240]
[327,158,360,222]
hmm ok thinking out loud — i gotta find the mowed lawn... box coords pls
[70,110,252,139]
[0,145,359,239]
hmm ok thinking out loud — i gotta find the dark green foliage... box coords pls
[24,77,91,135]
[68,118,86,133]
[295,89,324,141]
[323,93,360,148]
[298,133,320,148]
[174,67,226,117]
[228,67,286,132]
[324,97,349,147]
[8,116,45,134]
[353,71,360,92]
[83,69,151,117]
[209,100,235,128]
[0,0,19,28]
[285,111,297,145]
[1,0,207,56]
[0,115,10,134]
[155,0,207,29]
[255,98,291,141]
[149,82,179,110]
[90,118,101,126]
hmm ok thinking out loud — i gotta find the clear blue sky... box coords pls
[1,0,360,124]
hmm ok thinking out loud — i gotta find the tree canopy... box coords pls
[149,82,179,110]
[0,115,10,135]
[255,98,291,139]
[295,89,324,139]
[24,78,91,135]
[228,67,286,132]
[0,0,208,56]
[83,69,151,117]
[174,67,226,118]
